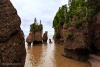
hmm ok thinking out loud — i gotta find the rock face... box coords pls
[62,10,100,61]
[53,0,100,62]
[63,21,89,61]
[89,11,100,53]
[42,31,48,42]
[0,0,26,67]
[27,19,43,44]
[26,31,42,44]
[26,32,34,44]
[34,31,42,43]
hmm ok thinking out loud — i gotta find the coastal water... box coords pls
[24,35,90,67]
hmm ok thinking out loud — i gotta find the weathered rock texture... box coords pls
[63,20,89,61]
[62,10,100,61]
[0,0,26,67]
[26,32,34,44]
[26,31,42,44]
[42,31,48,42]
[89,11,100,53]
[53,0,100,62]
[34,31,42,43]
[53,26,64,44]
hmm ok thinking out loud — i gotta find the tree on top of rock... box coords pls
[30,18,43,32]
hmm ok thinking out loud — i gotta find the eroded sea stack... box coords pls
[26,32,34,45]
[26,19,43,45]
[0,0,26,67]
[42,31,48,42]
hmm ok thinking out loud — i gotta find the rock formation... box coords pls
[89,10,100,53]
[53,0,100,61]
[26,31,42,44]
[49,39,52,43]
[62,10,100,61]
[34,31,42,44]
[52,5,67,43]
[42,31,48,42]
[0,0,26,67]
[26,32,34,45]
[63,21,89,61]
[27,19,43,44]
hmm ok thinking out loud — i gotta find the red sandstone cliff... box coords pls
[0,0,26,67]
[62,11,100,61]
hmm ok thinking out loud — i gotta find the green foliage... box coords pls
[30,18,43,32]
[74,21,82,28]
[74,19,85,28]
[30,24,34,32]
[53,0,100,40]
[87,0,100,17]
[55,31,61,39]
[69,0,86,16]
[53,4,67,39]
[66,32,75,41]
[65,0,87,29]
[66,21,71,27]
[53,5,67,28]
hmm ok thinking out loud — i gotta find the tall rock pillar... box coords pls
[0,0,26,67]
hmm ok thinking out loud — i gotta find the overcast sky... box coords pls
[10,0,68,35]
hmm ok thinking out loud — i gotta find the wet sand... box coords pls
[88,54,100,67]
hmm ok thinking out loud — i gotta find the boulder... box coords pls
[42,31,48,42]
[49,39,52,43]
[26,32,34,44]
[0,0,26,67]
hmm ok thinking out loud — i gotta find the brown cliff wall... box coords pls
[62,11,100,61]
[63,19,89,61]
[0,0,26,67]
[54,25,64,44]
[89,11,100,53]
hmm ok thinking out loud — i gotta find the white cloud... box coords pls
[10,0,68,35]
